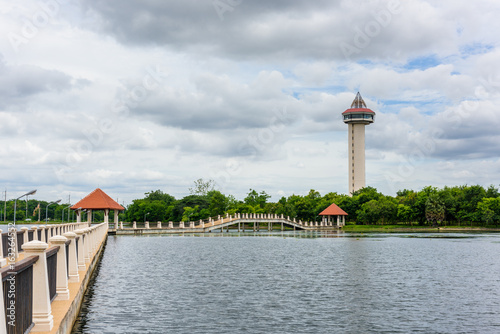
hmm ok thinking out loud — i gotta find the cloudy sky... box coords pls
[1,0,499,205]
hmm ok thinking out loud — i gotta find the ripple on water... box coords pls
[72,233,500,334]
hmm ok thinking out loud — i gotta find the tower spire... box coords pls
[350,92,367,108]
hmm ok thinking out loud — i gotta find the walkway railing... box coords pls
[0,221,108,333]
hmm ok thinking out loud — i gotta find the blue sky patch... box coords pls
[404,55,441,70]
[460,43,494,57]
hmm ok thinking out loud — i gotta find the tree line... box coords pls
[3,181,499,226]
[125,180,500,227]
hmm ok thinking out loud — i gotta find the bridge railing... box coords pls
[0,222,108,333]
[0,222,90,264]
[123,213,341,230]
[1,255,38,334]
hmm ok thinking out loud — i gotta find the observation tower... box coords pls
[342,92,375,195]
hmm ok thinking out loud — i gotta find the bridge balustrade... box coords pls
[0,222,108,333]
[1,255,38,334]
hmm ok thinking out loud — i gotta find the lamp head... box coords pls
[17,189,37,200]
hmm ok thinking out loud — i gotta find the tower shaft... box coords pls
[343,92,374,196]
[348,123,366,194]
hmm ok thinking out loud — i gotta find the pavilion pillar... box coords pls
[76,210,81,223]
[114,210,119,229]
[87,209,92,225]
[104,209,109,224]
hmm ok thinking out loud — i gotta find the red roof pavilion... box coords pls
[319,203,348,216]
[319,203,347,227]
[71,188,124,211]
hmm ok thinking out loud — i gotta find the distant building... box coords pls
[342,92,375,195]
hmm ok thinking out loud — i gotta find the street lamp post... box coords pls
[62,205,71,223]
[14,190,37,225]
[45,199,61,223]
[25,195,29,221]
[144,212,149,222]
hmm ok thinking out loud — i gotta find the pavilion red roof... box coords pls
[70,188,124,211]
[319,203,348,216]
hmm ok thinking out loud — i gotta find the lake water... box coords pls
[72,232,500,333]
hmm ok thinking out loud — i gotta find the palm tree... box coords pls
[425,194,445,227]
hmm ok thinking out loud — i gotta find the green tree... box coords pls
[397,204,413,224]
[485,185,499,198]
[457,185,486,224]
[274,197,297,218]
[357,200,380,224]
[172,195,209,221]
[413,186,437,224]
[207,190,227,217]
[378,196,398,224]
[244,189,270,208]
[477,197,500,226]
[189,179,216,196]
[145,190,176,204]
[182,205,200,222]
[425,193,445,227]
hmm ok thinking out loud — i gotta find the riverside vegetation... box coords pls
[3,180,500,229]
[126,181,500,229]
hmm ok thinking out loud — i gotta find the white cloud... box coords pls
[1,0,499,203]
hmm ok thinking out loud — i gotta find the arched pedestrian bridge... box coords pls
[111,212,346,235]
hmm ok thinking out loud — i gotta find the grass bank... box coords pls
[342,224,500,233]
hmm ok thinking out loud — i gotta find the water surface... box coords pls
[72,232,500,333]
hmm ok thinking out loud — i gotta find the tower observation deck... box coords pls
[342,92,375,195]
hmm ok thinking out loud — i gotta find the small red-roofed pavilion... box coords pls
[319,203,347,227]
[71,188,124,228]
